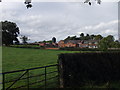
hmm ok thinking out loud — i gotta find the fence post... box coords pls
[59,60,64,88]
[45,67,47,88]
[57,64,60,88]
[27,70,29,90]
[2,73,5,90]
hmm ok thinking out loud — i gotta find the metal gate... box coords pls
[0,64,59,90]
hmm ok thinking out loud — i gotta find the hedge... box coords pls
[9,45,45,49]
[59,47,120,52]
[58,52,120,88]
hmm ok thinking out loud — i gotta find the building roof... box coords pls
[63,40,99,44]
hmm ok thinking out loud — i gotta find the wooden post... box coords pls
[27,70,29,90]
[59,59,64,88]
[2,74,5,90]
[45,67,47,89]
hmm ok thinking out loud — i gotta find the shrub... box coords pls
[60,47,101,51]
[58,52,120,88]
[59,47,120,52]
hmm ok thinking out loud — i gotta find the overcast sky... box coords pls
[0,0,119,42]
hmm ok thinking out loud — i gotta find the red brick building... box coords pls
[58,40,98,48]
[39,42,58,47]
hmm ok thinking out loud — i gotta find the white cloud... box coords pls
[94,20,118,29]
[81,20,118,31]
[0,2,118,42]
[77,20,118,39]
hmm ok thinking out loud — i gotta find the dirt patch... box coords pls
[45,48,59,50]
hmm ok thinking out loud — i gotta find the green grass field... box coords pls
[2,47,120,88]
[2,47,81,88]
[2,47,80,72]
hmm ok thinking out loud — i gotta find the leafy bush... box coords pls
[58,52,120,88]
[10,45,45,49]
[59,47,120,52]
[60,47,101,51]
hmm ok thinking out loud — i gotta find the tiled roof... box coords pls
[63,40,99,44]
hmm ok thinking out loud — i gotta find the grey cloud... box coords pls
[1,2,118,42]
[77,20,118,39]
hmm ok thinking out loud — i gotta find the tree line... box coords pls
[64,33,120,50]
[65,33,103,41]
[1,20,120,50]
[1,21,29,46]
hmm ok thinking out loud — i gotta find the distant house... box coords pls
[58,40,79,47]
[58,40,98,48]
[39,42,58,47]
[39,42,46,47]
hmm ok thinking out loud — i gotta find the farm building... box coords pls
[39,42,58,47]
[58,40,98,48]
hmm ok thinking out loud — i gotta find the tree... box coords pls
[99,38,108,51]
[110,41,120,48]
[90,34,96,40]
[113,41,120,48]
[105,35,114,48]
[24,0,32,9]
[24,0,101,8]
[20,35,30,44]
[64,36,71,40]
[0,0,101,8]
[86,34,89,37]
[80,33,84,37]
[94,35,103,40]
[2,21,20,46]
[71,36,77,40]
[84,0,101,5]
[52,37,56,43]
[99,35,115,50]
[84,34,90,40]
[43,40,46,43]
[106,35,114,42]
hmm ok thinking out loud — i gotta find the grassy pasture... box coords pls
[2,47,80,88]
[2,47,120,88]
[2,47,79,72]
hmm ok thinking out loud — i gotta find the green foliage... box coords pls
[65,36,77,40]
[64,33,119,50]
[20,35,30,44]
[98,35,119,50]
[94,35,103,40]
[60,47,100,51]
[10,44,44,49]
[106,35,114,43]
[60,47,120,52]
[64,36,71,40]
[58,52,120,88]
[80,33,84,37]
[42,40,52,43]
[2,21,20,46]
[112,41,120,48]
[64,33,103,41]
[52,37,56,43]
[99,38,109,51]
[90,34,96,40]
[84,34,90,40]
